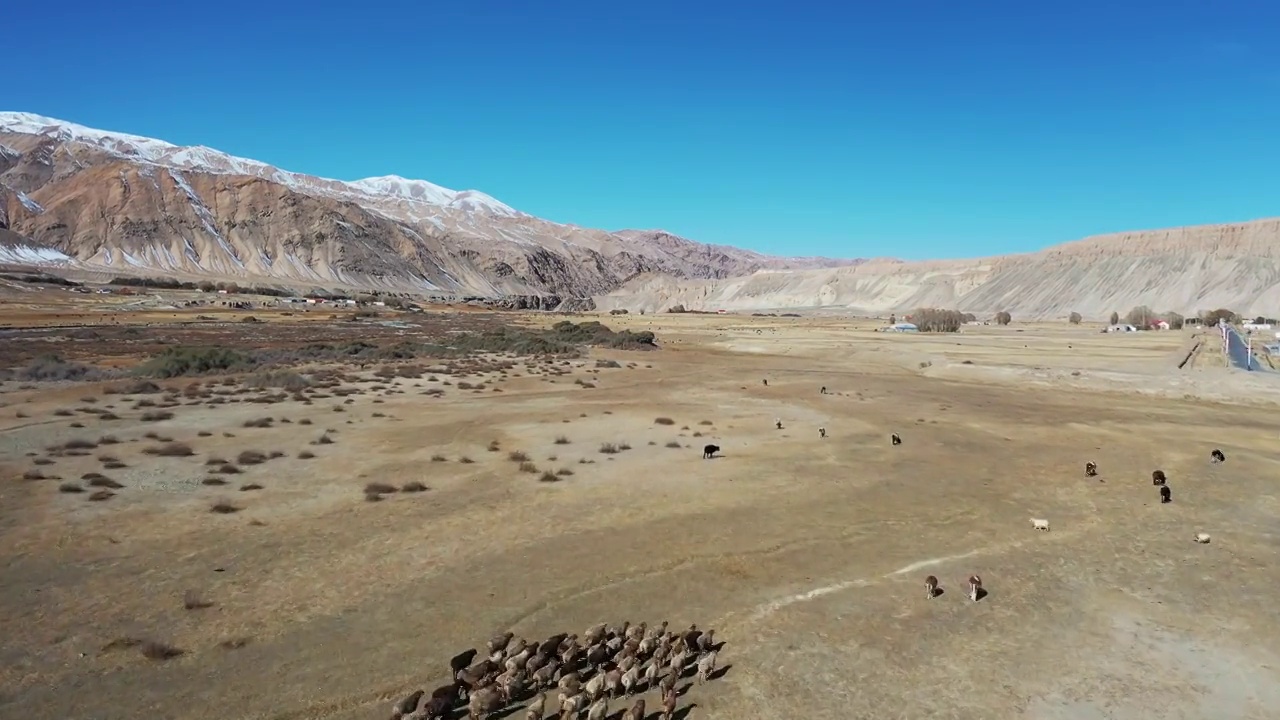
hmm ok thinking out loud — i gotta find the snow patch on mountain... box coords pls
[0,244,72,265]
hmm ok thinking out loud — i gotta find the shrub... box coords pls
[183,590,214,610]
[98,435,120,445]
[236,451,268,465]
[18,354,106,382]
[1068,312,1082,325]
[201,477,228,486]
[144,442,195,457]
[88,490,115,502]
[538,471,560,483]
[364,492,384,502]
[214,463,242,475]
[555,467,574,476]
[599,443,620,454]
[401,481,428,492]
[519,461,539,473]
[61,438,98,450]
[239,483,264,491]
[138,346,254,378]
[618,442,632,450]
[58,482,84,493]
[654,417,675,425]
[297,450,315,459]
[210,501,241,514]
[459,456,475,464]
[315,433,334,445]
[364,482,398,495]
[698,420,713,426]
[243,417,273,428]
[994,311,1012,326]
[665,441,682,448]
[911,308,967,333]
[140,641,185,661]
[140,410,175,422]
[1109,311,1120,325]
[508,450,530,462]
[86,475,124,489]
[554,435,571,444]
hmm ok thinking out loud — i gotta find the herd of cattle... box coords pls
[391,622,721,720]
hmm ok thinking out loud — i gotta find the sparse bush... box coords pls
[911,308,967,333]
[556,467,574,476]
[297,450,315,459]
[144,442,195,457]
[665,441,682,448]
[88,490,115,502]
[183,590,214,610]
[214,463,242,475]
[58,482,84,493]
[140,410,175,422]
[98,435,120,445]
[1068,312,1082,325]
[508,450,530,462]
[18,354,106,382]
[459,456,475,464]
[618,442,632,450]
[139,641,185,661]
[61,438,98,450]
[210,501,241,514]
[654,417,675,425]
[242,417,273,428]
[239,483,264,491]
[23,469,48,480]
[538,471,560,483]
[201,477,228,486]
[430,453,447,462]
[599,443,620,454]
[138,346,254,378]
[364,492,384,502]
[1110,311,1121,325]
[364,482,397,495]
[994,311,1012,326]
[519,461,539,473]
[236,451,268,465]
[401,481,428,492]
[698,420,713,426]
[554,435,571,444]
[86,475,124,489]
[315,433,334,445]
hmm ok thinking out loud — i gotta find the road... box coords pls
[1223,324,1268,371]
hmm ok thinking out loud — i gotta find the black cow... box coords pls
[1211,449,1226,463]
[702,444,720,459]
[1160,485,1172,503]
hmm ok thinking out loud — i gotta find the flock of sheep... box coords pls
[391,622,721,720]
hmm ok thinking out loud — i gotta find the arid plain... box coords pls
[3,293,1280,720]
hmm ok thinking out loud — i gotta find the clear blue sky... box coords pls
[7,1,1280,260]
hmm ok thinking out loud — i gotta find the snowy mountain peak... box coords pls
[0,111,519,218]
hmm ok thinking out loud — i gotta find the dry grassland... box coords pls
[2,300,1280,720]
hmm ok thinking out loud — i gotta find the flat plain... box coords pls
[3,291,1280,720]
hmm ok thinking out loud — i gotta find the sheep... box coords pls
[532,659,559,688]
[925,574,939,599]
[696,628,715,653]
[891,433,902,446]
[622,698,646,720]
[702,444,720,459]
[1211,449,1226,463]
[646,621,668,641]
[658,671,678,698]
[525,692,546,720]
[1085,461,1097,477]
[968,574,983,602]
[819,426,826,438]
[584,671,606,701]
[488,632,514,655]
[586,697,609,720]
[468,686,504,720]
[584,623,607,646]
[390,689,424,720]
[668,648,689,677]
[604,667,623,698]
[620,665,641,696]
[1031,517,1050,531]
[643,657,662,689]
[506,647,533,672]
[1160,485,1172,503]
[696,650,718,685]
[418,684,463,720]
[451,648,479,677]
[1195,532,1211,544]
[661,686,678,720]
[1152,470,1166,486]
[559,692,586,716]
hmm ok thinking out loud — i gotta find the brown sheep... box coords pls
[925,575,939,599]
[556,672,581,695]
[622,698,646,720]
[644,658,662,689]
[646,621,668,641]
[584,623,607,646]
[586,696,609,720]
[532,659,559,688]
[559,691,586,716]
[525,692,546,720]
[585,671,607,701]
[390,689,424,720]
[621,665,641,696]
[696,628,716,653]
[968,574,983,602]
[604,666,623,698]
[468,686,503,720]
[659,671,677,698]
[662,686,678,720]
[488,632,514,655]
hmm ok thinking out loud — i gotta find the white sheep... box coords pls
[1194,532,1211,544]
[1030,517,1050,531]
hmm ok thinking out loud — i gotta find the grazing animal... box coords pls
[451,648,479,676]
[584,672,606,701]
[468,687,504,720]
[622,698,646,720]
[418,684,463,720]
[1085,461,1097,477]
[696,628,715,653]
[391,689,424,720]
[621,665,641,696]
[1195,532,1211,544]
[586,697,609,720]
[1031,517,1050,531]
[1211,449,1226,463]
[891,433,902,446]
[702,444,720,459]
[604,667,623,698]
[925,575,939,599]
[1160,485,1172,503]
[559,692,586,716]
[644,658,662,689]
[819,426,826,438]
[821,386,827,394]
[526,692,546,720]
[662,687,678,720]
[968,574,983,602]
[659,671,677,698]
[775,418,783,429]
[696,650,718,685]
[488,632,514,655]
[1152,470,1167,486]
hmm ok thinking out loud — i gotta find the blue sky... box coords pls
[7,0,1280,260]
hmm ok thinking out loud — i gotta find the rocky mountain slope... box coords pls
[0,112,860,298]
[594,219,1280,320]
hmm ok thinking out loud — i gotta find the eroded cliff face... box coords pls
[0,115,863,298]
[594,219,1280,320]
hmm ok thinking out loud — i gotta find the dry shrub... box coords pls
[53,409,74,417]
[429,453,447,462]
[401,481,428,492]
[654,417,676,425]
[239,483,264,492]
[61,438,98,450]
[699,420,713,426]
[22,469,48,480]
[140,410,175,422]
[487,440,501,452]
[210,501,241,514]
[183,590,214,610]
[518,461,539,473]
[364,492,384,502]
[911,308,972,333]
[214,463,241,475]
[33,457,54,466]
[555,467,574,477]
[103,460,128,469]
[144,442,195,457]
[236,450,268,465]
[98,435,120,445]
[665,441,682,448]
[599,443,619,454]
[538,471,561,483]
[219,637,252,650]
[85,475,124,489]
[243,417,273,428]
[459,456,475,464]
[140,641,185,661]
[58,482,84,493]
[507,450,530,462]
[364,482,398,495]
[88,490,115,502]
[201,477,228,486]
[554,435,571,444]
[297,450,315,459]
[315,433,334,445]
[298,418,313,425]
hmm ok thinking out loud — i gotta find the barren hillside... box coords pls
[0,113,859,299]
[594,219,1280,320]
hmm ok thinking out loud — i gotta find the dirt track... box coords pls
[2,309,1279,720]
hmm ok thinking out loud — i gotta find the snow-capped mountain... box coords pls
[0,112,862,299]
